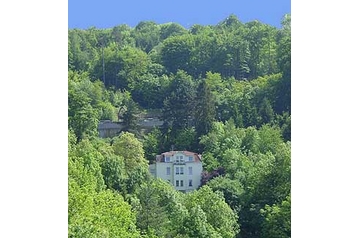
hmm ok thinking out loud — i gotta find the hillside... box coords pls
[68,14,291,238]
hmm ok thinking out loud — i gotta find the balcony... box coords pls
[173,161,185,165]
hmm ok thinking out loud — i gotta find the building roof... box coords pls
[156,151,202,163]
[98,120,123,130]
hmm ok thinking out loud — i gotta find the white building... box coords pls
[149,151,203,193]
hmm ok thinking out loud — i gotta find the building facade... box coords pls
[149,151,203,192]
[98,120,124,138]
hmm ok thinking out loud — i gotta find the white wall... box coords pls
[153,152,203,192]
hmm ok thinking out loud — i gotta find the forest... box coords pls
[68,14,291,238]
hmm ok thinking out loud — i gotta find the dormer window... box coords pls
[188,156,193,162]
[165,156,170,162]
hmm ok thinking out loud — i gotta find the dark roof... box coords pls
[98,121,123,130]
[156,151,202,163]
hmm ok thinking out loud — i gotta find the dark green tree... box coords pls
[160,34,194,74]
[121,93,141,132]
[195,78,216,139]
[136,179,171,237]
[258,97,275,125]
[161,70,196,142]
[275,14,291,114]
[142,128,161,162]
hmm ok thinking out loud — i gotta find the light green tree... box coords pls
[260,194,291,238]
[184,186,239,238]
[112,132,149,194]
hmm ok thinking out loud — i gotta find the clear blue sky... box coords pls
[69,0,290,29]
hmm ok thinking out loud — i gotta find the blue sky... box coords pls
[69,0,290,29]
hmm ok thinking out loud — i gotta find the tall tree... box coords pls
[142,128,161,162]
[136,179,171,237]
[195,78,216,139]
[121,92,141,132]
[275,14,291,114]
[112,132,149,194]
[162,70,196,139]
[160,34,194,74]
[68,72,100,141]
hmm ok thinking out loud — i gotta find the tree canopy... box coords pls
[68,13,291,238]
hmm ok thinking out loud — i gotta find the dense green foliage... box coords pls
[68,14,290,237]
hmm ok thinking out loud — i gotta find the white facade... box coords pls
[149,151,203,192]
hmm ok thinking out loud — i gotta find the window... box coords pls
[188,167,193,175]
[165,157,170,162]
[176,180,179,187]
[189,179,193,187]
[166,167,171,175]
[188,156,193,162]
[175,167,179,174]
[180,180,184,187]
[180,156,184,162]
[180,167,184,175]
[175,156,179,162]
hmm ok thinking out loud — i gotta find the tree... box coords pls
[245,21,266,79]
[275,14,291,114]
[161,70,196,145]
[131,73,170,109]
[206,176,245,213]
[142,128,161,162]
[159,22,187,41]
[68,72,100,141]
[136,179,171,237]
[69,138,141,237]
[68,183,140,237]
[258,97,275,125]
[133,21,160,53]
[91,190,140,237]
[260,194,291,238]
[189,28,219,78]
[91,44,150,89]
[112,132,149,194]
[182,205,219,238]
[68,89,99,140]
[68,29,99,72]
[195,79,216,139]
[184,185,239,238]
[222,35,251,80]
[218,14,242,29]
[172,127,197,151]
[272,112,291,141]
[112,132,147,172]
[110,24,135,47]
[69,139,106,192]
[161,34,194,74]
[121,92,141,132]
[101,154,126,191]
[67,16,291,238]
